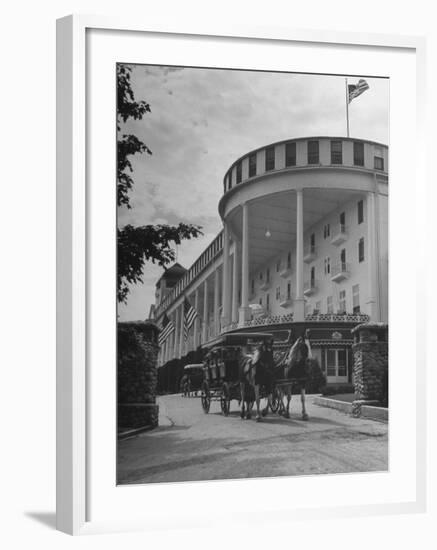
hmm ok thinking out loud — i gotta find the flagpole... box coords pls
[345,78,350,138]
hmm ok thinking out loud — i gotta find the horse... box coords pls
[238,343,275,421]
[276,333,311,420]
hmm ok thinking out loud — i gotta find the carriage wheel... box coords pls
[220,383,231,416]
[270,387,281,414]
[201,381,211,414]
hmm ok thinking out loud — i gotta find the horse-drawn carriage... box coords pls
[200,330,313,421]
[180,363,203,397]
[200,332,281,417]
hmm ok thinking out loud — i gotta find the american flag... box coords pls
[158,313,175,346]
[348,79,369,103]
[183,296,198,341]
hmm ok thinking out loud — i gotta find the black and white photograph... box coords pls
[116,63,389,485]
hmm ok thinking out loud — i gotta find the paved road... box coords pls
[117,394,388,485]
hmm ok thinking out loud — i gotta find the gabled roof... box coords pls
[156,262,187,286]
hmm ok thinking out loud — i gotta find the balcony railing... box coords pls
[304,312,370,323]
[279,264,292,278]
[331,224,348,246]
[304,279,317,296]
[259,279,271,291]
[220,312,370,336]
[304,245,316,263]
[222,313,294,333]
[279,294,293,308]
[331,262,350,283]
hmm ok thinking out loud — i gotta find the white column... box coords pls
[366,191,379,321]
[221,223,231,327]
[231,242,239,323]
[193,287,200,348]
[184,299,189,356]
[239,202,251,325]
[174,307,180,358]
[294,189,305,321]
[178,302,184,358]
[214,268,220,336]
[168,314,177,361]
[202,279,209,342]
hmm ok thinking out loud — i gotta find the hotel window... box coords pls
[374,156,384,171]
[307,140,319,164]
[353,141,364,166]
[339,290,346,313]
[259,272,263,280]
[353,284,360,313]
[266,268,270,283]
[358,199,364,224]
[324,257,331,275]
[287,251,292,269]
[331,140,342,164]
[266,293,270,311]
[259,297,263,306]
[359,237,365,262]
[248,153,257,177]
[310,232,315,251]
[340,211,346,230]
[310,266,315,285]
[251,279,255,294]
[327,296,333,314]
[265,146,275,171]
[276,259,281,272]
[285,142,296,167]
[276,287,281,300]
[287,282,291,300]
[315,300,321,313]
[236,162,242,183]
[324,223,330,239]
[227,173,232,191]
[340,248,346,269]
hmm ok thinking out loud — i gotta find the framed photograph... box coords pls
[57,15,426,535]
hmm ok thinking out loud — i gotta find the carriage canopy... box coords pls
[184,363,204,371]
[204,332,274,350]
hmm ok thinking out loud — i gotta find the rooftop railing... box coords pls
[155,230,224,319]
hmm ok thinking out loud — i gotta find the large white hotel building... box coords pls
[151,136,388,385]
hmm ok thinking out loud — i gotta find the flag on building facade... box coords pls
[183,296,198,341]
[158,313,175,346]
[348,79,369,103]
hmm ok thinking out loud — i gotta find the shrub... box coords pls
[304,358,326,394]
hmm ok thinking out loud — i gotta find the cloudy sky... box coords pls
[117,65,389,321]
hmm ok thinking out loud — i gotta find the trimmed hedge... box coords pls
[305,358,327,394]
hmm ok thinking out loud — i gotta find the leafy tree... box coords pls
[117,64,202,303]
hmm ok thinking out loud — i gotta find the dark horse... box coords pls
[238,342,275,422]
[277,331,311,420]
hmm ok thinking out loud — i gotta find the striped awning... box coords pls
[310,340,353,347]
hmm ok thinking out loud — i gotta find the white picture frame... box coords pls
[56,14,427,535]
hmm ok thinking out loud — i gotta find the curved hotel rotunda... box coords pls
[152,136,388,385]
